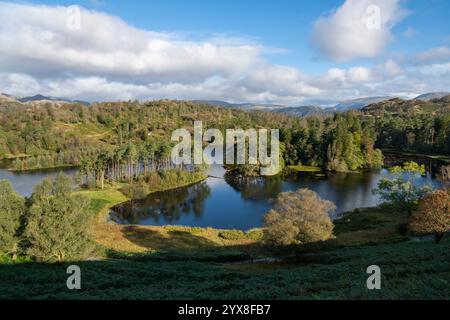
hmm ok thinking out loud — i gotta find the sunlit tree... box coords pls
[0,180,25,259]
[409,189,450,244]
[25,173,93,262]
[373,161,433,215]
[263,188,335,246]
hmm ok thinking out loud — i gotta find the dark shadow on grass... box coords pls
[121,226,219,252]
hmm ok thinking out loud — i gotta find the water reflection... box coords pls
[111,183,211,225]
[0,156,443,230]
[111,162,442,230]
[0,161,77,197]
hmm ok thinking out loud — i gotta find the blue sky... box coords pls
[1,0,450,105]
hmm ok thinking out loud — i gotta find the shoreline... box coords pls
[7,165,79,172]
[383,150,450,164]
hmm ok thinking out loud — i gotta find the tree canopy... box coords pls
[263,188,336,246]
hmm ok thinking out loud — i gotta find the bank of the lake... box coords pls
[383,149,450,164]
[110,163,441,230]
[2,200,449,299]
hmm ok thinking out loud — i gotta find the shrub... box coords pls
[263,188,336,246]
[127,181,150,199]
[218,230,245,240]
[409,189,450,243]
[246,229,264,241]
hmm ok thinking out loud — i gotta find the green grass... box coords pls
[0,239,448,299]
[1,193,448,299]
[287,165,322,173]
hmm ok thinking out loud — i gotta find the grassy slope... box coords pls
[0,239,448,299]
[1,202,449,299]
[75,173,255,254]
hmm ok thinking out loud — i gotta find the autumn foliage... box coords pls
[409,189,450,243]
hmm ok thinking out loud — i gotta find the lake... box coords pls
[110,160,443,230]
[0,161,78,197]
[0,157,443,230]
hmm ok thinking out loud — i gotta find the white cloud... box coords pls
[0,2,448,106]
[311,0,408,62]
[0,2,263,82]
[375,59,404,77]
[414,47,450,64]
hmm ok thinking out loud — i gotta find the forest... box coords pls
[0,98,449,300]
[1,97,448,178]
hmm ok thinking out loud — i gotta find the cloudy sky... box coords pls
[1,0,450,105]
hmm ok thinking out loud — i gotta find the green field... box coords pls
[1,205,448,300]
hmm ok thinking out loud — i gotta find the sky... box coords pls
[1,0,450,106]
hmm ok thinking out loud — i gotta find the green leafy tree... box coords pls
[0,180,25,259]
[374,161,433,215]
[25,173,93,262]
[263,188,336,246]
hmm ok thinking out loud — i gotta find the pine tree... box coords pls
[0,180,25,259]
[25,173,93,262]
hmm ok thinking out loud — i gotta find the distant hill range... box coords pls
[193,97,395,116]
[194,92,450,117]
[0,93,89,106]
[362,95,450,116]
[414,92,450,101]
[2,92,449,116]
[333,96,392,112]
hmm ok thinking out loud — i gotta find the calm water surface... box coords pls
[0,158,442,230]
[0,161,77,197]
[110,163,441,230]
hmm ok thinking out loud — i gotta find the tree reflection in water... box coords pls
[111,182,211,224]
[224,172,284,202]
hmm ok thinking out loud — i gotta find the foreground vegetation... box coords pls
[0,207,448,299]
[1,160,448,299]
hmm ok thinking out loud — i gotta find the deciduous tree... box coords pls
[263,188,335,246]
[25,173,93,262]
[0,180,25,259]
[409,189,450,244]
[373,161,433,215]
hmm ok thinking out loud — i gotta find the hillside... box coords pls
[415,92,450,101]
[1,204,449,299]
[362,96,450,116]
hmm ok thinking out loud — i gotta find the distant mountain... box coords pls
[362,96,450,116]
[0,93,20,103]
[274,106,324,117]
[192,100,285,110]
[334,97,392,112]
[414,92,450,101]
[18,94,90,105]
[19,94,58,103]
[191,100,236,108]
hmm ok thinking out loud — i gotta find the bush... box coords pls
[246,229,264,241]
[128,182,150,199]
[218,230,245,240]
[263,188,336,246]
